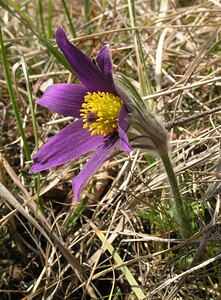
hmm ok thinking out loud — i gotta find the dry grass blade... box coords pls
[0,183,97,298]
[147,253,221,298]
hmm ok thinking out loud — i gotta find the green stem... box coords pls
[160,150,191,239]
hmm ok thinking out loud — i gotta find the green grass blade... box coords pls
[47,0,52,39]
[2,0,37,31]
[61,0,77,38]
[62,196,89,236]
[0,27,31,162]
[0,0,74,73]
[130,0,152,95]
[84,0,90,23]
[38,0,46,37]
[20,52,38,149]
[91,222,145,299]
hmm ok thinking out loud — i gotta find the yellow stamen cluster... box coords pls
[80,91,123,136]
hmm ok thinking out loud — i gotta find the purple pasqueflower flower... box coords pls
[30,26,133,201]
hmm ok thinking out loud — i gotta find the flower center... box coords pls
[80,91,123,136]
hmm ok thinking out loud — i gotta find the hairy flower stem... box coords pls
[159,150,191,239]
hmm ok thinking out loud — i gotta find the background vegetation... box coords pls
[0,0,221,299]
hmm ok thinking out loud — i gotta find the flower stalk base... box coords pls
[159,150,191,239]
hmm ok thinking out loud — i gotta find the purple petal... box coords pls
[96,45,115,88]
[56,26,116,94]
[30,119,104,172]
[37,84,88,118]
[118,105,133,152]
[72,136,119,201]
